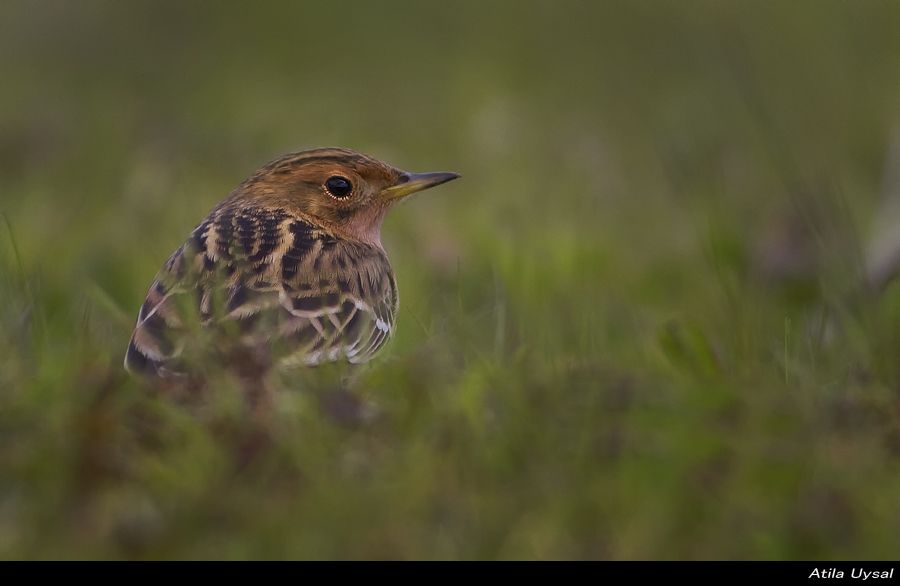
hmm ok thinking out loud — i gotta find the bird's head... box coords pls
[234,147,459,246]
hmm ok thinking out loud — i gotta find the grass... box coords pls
[2,0,900,559]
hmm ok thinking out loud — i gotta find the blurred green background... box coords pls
[3,0,900,559]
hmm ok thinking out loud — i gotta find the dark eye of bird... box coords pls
[325,176,353,199]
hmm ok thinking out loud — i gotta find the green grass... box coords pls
[2,0,900,559]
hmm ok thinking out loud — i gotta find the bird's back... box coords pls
[125,201,398,378]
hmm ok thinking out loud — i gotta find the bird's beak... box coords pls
[381,171,460,201]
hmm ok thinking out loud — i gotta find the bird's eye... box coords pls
[324,176,353,199]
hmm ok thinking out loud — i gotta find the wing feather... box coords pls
[125,205,397,377]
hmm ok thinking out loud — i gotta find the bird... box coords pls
[124,147,459,384]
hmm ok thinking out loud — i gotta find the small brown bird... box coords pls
[125,147,458,381]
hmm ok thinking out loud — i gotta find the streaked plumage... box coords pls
[125,147,458,379]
